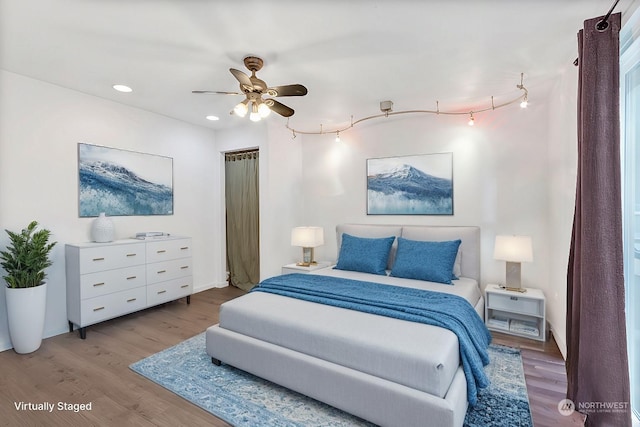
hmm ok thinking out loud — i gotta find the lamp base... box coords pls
[502,286,528,293]
[296,247,316,267]
[503,261,527,292]
[295,261,318,267]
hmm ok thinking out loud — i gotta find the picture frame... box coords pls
[78,143,174,217]
[367,152,453,215]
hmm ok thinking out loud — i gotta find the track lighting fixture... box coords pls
[285,73,529,139]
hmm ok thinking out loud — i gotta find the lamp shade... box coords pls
[493,235,533,263]
[291,227,324,248]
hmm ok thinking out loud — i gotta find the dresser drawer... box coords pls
[147,277,193,306]
[79,243,145,274]
[146,258,192,284]
[487,292,542,316]
[145,238,192,263]
[80,287,147,326]
[79,265,146,300]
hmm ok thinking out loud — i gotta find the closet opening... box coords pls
[224,149,260,291]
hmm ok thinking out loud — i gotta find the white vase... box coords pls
[6,282,48,354]
[91,212,115,242]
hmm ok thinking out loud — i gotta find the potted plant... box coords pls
[0,221,56,353]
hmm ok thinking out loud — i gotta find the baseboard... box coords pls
[0,338,12,353]
[193,281,228,293]
[551,325,567,360]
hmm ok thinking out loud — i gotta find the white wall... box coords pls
[298,99,572,345]
[0,70,223,351]
[546,67,579,358]
[0,68,577,356]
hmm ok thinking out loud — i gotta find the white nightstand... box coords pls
[484,284,546,341]
[281,262,332,275]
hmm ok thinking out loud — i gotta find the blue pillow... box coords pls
[335,233,396,275]
[390,238,462,284]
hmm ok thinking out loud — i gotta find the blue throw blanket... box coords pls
[252,273,492,406]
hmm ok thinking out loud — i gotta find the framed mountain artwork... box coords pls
[78,143,174,217]
[367,152,453,215]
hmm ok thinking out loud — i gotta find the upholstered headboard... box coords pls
[336,224,481,282]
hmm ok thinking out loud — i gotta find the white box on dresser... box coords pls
[66,236,193,339]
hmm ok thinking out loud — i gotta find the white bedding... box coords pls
[218,269,482,399]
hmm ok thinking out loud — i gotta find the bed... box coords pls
[206,224,488,427]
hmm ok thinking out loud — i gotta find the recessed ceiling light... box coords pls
[112,84,133,93]
[206,115,220,121]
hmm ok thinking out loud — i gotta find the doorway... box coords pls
[225,149,260,291]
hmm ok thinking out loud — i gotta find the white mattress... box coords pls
[218,270,482,398]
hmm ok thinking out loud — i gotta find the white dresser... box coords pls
[65,236,193,339]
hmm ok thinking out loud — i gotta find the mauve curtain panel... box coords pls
[567,12,631,427]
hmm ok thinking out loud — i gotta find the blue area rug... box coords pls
[130,333,532,427]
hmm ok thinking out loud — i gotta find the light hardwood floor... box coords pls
[0,286,581,427]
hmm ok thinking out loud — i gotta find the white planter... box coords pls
[5,282,48,354]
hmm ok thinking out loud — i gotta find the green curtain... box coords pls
[225,150,260,291]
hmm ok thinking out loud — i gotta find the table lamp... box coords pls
[291,226,324,266]
[493,235,533,293]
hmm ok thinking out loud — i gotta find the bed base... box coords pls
[206,324,468,427]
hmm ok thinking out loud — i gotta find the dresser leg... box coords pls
[69,321,74,333]
[187,295,191,305]
[79,327,87,340]
[211,357,221,366]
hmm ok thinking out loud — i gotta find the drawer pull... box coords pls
[157,250,167,254]
[180,246,189,250]
[93,282,105,287]
[157,290,167,294]
[157,270,166,274]
[180,284,189,289]
[126,276,137,280]
[180,266,189,270]
[92,257,105,262]
[93,306,105,312]
[510,296,519,301]
[127,298,137,303]
[126,253,137,257]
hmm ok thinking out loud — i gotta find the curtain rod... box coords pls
[596,0,621,31]
[573,0,621,66]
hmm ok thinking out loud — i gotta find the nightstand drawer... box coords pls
[487,293,542,316]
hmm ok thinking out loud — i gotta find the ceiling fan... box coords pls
[193,56,308,121]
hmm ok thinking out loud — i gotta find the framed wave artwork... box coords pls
[78,143,174,217]
[367,152,453,215]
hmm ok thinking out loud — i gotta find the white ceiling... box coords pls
[0,0,634,133]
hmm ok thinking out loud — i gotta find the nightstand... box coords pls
[484,284,546,341]
[281,262,332,275]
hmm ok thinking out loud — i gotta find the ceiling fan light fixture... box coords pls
[258,102,271,118]
[249,102,261,122]
[233,100,249,117]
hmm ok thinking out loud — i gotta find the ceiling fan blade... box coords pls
[230,68,254,92]
[264,99,295,117]
[192,90,242,95]
[267,84,308,97]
